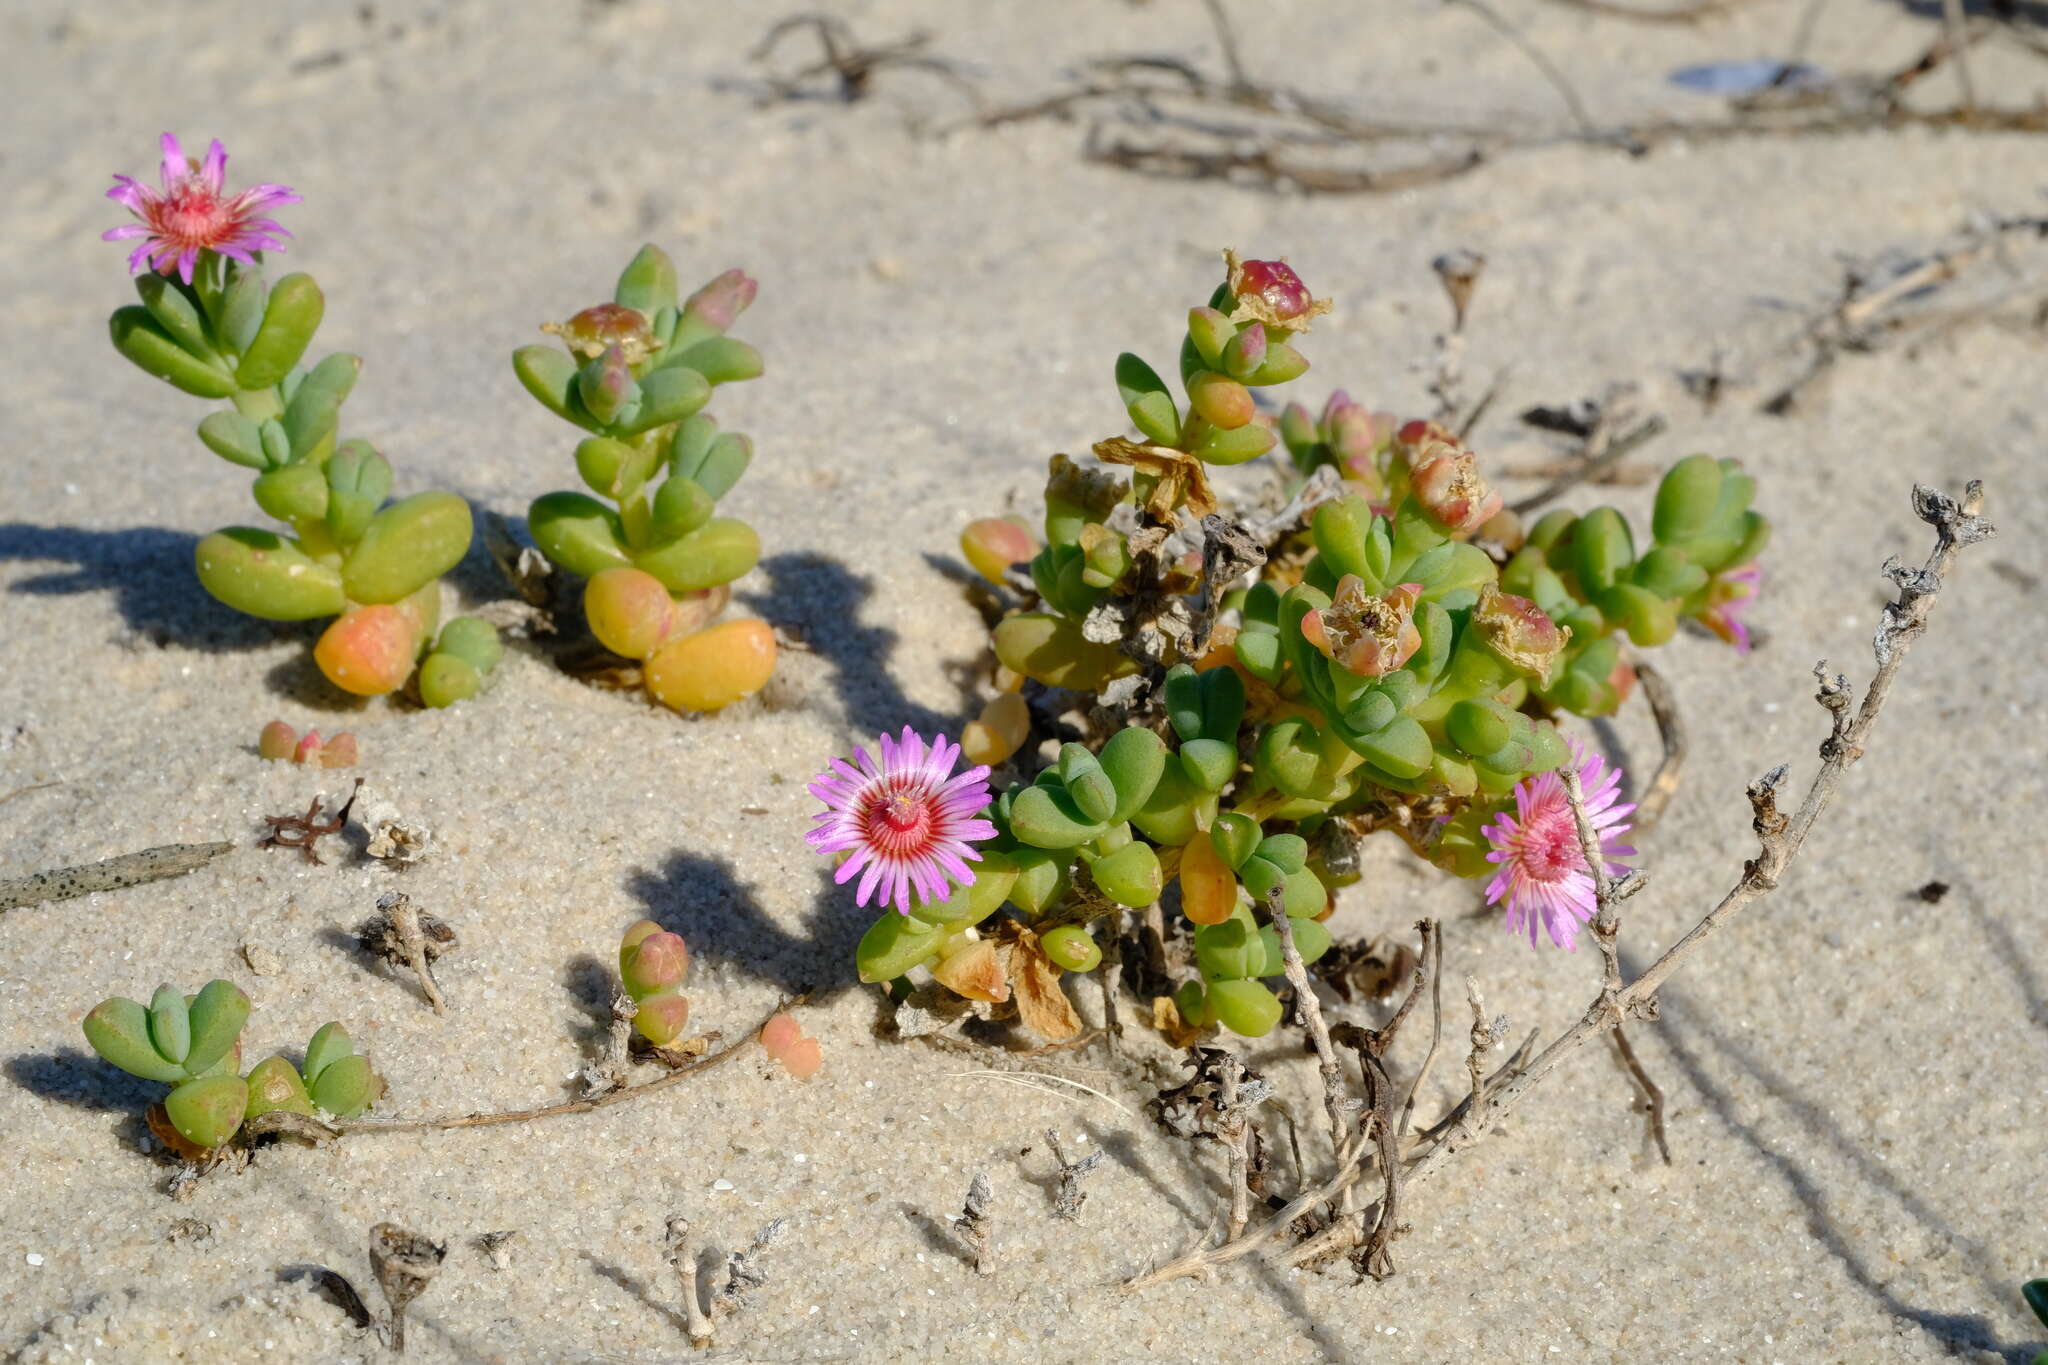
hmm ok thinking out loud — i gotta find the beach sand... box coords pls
[1,2,2042,1360]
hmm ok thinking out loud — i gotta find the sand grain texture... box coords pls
[1,2,2042,1361]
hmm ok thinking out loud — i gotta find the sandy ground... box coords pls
[1,1,2044,1361]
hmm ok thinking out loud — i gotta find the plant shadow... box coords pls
[3,1047,162,1115]
[1647,964,2040,1362]
[0,522,301,652]
[583,1253,690,1334]
[740,551,983,741]
[624,852,859,1002]
[558,952,617,1052]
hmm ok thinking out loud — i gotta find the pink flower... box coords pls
[104,134,299,285]
[1480,745,1635,950]
[1700,562,1762,654]
[807,727,997,915]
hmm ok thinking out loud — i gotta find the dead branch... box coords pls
[1045,1128,1106,1221]
[333,996,802,1136]
[955,1171,997,1275]
[356,891,455,1016]
[1632,659,1687,832]
[1401,481,1992,1192]
[0,840,233,913]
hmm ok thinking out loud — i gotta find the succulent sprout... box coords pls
[618,919,692,1046]
[81,978,380,1150]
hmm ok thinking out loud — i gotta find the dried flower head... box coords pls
[1300,577,1422,677]
[1481,745,1635,950]
[1410,450,1504,536]
[1472,585,1570,684]
[1391,418,1459,469]
[544,302,656,363]
[1701,561,1762,654]
[1223,250,1332,332]
[807,727,997,915]
[104,134,298,284]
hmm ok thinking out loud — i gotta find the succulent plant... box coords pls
[913,250,1768,1038]
[81,978,379,1150]
[619,919,692,1047]
[516,246,777,713]
[101,135,498,704]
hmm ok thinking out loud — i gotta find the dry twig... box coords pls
[356,891,455,1016]
[334,996,801,1136]
[1044,1128,1106,1221]
[1402,481,1992,1190]
[955,1171,997,1275]
[0,839,233,913]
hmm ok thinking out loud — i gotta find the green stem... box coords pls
[232,387,284,424]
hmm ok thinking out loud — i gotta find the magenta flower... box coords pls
[104,134,300,285]
[807,727,997,915]
[1480,745,1635,950]
[1700,561,1762,654]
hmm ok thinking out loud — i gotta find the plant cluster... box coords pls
[81,979,380,1152]
[516,247,778,712]
[819,252,1767,1037]
[102,135,501,706]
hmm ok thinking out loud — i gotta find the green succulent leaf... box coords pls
[165,1075,250,1148]
[235,273,324,390]
[109,306,235,397]
[341,491,472,605]
[182,980,251,1078]
[193,528,347,621]
[82,996,186,1082]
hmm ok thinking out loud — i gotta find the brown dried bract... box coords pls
[999,924,1083,1042]
[1092,437,1217,522]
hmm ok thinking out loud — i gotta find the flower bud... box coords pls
[1410,452,1504,536]
[577,345,642,427]
[682,269,758,333]
[1472,585,1570,683]
[293,730,325,765]
[1300,577,1423,678]
[1392,418,1457,469]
